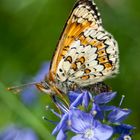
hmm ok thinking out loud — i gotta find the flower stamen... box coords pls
[84,129,94,139]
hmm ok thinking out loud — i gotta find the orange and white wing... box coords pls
[48,0,119,89]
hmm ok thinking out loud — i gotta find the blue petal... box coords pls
[69,109,94,133]
[56,129,67,140]
[114,124,135,134]
[70,93,84,108]
[94,121,113,140]
[94,92,117,104]
[100,105,116,111]
[71,135,85,140]
[108,108,131,123]
[82,91,91,108]
[52,114,68,135]
[91,103,104,120]
[71,135,97,140]
[70,90,91,108]
[68,91,79,104]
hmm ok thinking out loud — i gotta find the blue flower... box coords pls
[52,113,68,135]
[108,108,131,123]
[114,124,135,140]
[114,124,135,134]
[56,129,67,140]
[69,109,113,140]
[94,92,117,104]
[46,89,134,140]
[0,125,38,140]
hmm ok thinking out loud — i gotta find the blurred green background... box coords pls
[0,0,140,139]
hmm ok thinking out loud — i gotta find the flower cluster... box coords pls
[46,90,134,140]
[17,61,135,140]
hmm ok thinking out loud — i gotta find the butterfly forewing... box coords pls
[48,0,119,92]
[49,0,101,78]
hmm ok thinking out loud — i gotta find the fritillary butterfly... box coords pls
[36,0,119,97]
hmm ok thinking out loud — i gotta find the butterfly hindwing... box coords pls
[68,30,119,86]
[56,29,118,86]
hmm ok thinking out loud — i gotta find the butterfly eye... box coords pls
[41,81,50,89]
[35,81,51,94]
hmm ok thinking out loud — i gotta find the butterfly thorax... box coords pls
[42,73,111,95]
[45,71,77,94]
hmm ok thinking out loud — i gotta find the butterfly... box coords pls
[9,0,119,101]
[35,0,119,98]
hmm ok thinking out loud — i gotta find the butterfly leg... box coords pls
[84,82,112,95]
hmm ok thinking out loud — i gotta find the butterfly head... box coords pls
[35,81,52,94]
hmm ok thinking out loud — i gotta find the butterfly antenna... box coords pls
[7,82,39,94]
